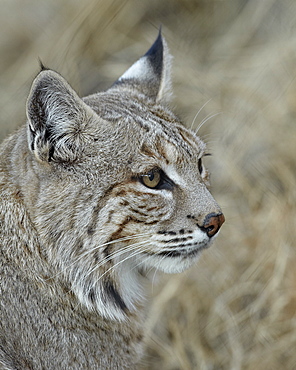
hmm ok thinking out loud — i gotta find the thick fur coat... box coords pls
[0,32,224,369]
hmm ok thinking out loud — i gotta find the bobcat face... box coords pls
[25,32,224,320]
[93,118,223,276]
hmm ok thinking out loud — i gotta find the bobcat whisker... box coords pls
[81,243,156,311]
[57,236,200,284]
[190,98,212,130]
[71,232,152,265]
[74,243,148,283]
[129,246,158,275]
[84,241,151,281]
[103,240,154,265]
[46,234,152,281]
[82,244,154,301]
[96,241,150,268]
[195,112,222,134]
[151,261,160,290]
[199,133,213,143]
[126,250,162,293]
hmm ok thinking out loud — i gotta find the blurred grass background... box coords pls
[1,0,296,369]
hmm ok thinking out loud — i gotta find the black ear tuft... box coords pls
[110,30,172,103]
[38,58,49,72]
[143,29,163,80]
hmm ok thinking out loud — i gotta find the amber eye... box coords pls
[141,170,161,188]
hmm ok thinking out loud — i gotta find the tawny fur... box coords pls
[0,32,224,369]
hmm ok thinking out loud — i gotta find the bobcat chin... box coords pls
[0,31,224,369]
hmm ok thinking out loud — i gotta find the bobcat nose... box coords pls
[200,212,225,237]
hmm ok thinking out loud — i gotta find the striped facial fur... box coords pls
[25,32,224,321]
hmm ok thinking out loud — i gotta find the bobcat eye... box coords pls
[139,169,174,190]
[141,170,161,188]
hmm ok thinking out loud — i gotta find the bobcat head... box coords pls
[25,31,224,320]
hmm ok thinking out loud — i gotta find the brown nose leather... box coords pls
[201,213,225,237]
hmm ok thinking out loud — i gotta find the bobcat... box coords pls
[0,31,224,369]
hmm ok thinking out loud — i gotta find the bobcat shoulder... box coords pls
[0,32,224,369]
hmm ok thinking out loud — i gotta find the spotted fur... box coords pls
[0,32,224,369]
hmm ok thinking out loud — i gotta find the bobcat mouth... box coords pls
[142,237,212,260]
[156,248,200,258]
[141,237,214,274]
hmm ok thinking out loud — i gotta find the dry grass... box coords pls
[1,1,295,369]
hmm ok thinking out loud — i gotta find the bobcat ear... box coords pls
[112,30,172,103]
[26,70,94,163]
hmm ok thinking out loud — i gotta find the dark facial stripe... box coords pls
[155,138,170,164]
[86,184,118,235]
[88,288,96,304]
[109,217,131,241]
[104,280,127,312]
[141,143,158,158]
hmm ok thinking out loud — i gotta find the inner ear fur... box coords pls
[26,70,94,163]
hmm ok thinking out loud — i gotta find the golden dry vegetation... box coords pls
[1,1,295,369]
